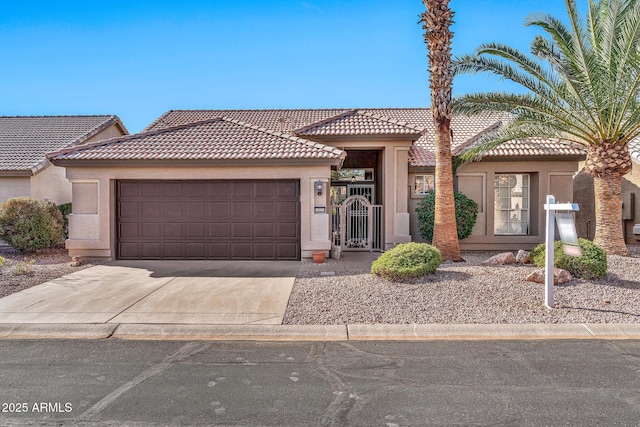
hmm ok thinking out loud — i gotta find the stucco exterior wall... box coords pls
[0,177,31,203]
[63,164,332,260]
[409,159,580,251]
[31,164,72,205]
[574,161,640,245]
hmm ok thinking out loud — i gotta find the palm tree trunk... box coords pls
[432,118,462,260]
[593,174,628,255]
[584,142,631,256]
[422,0,462,261]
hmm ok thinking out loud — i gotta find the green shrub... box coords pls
[0,197,64,253]
[531,238,607,280]
[0,256,5,267]
[371,242,441,281]
[416,191,478,242]
[58,203,72,239]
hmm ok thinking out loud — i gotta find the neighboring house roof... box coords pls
[48,117,345,163]
[0,115,127,175]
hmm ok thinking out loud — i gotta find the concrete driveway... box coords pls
[0,260,298,325]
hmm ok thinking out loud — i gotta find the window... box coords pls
[494,174,529,235]
[414,175,435,195]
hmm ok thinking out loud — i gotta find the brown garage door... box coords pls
[116,180,300,260]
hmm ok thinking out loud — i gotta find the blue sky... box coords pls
[1,0,569,133]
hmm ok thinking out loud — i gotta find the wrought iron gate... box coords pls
[332,194,383,251]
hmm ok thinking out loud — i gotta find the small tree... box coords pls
[416,191,478,242]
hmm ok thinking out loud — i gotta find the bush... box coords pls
[0,197,64,253]
[58,202,72,239]
[416,191,478,242]
[371,242,441,281]
[531,238,607,280]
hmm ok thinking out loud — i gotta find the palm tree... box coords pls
[453,0,639,256]
[421,0,463,261]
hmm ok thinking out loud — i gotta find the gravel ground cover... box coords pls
[283,246,640,325]
[1,245,638,325]
[0,248,102,299]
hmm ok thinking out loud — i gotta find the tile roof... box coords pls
[0,115,125,173]
[295,110,426,136]
[49,117,345,162]
[482,138,586,157]
[51,109,594,167]
[145,109,352,133]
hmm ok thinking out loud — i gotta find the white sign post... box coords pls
[543,195,580,309]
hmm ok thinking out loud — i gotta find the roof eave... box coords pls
[50,157,344,168]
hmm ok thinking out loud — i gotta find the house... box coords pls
[47,109,587,261]
[0,116,128,205]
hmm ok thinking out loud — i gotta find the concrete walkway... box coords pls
[1,252,640,341]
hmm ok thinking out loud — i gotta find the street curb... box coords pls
[112,324,350,341]
[348,324,640,340]
[0,323,117,340]
[0,323,638,341]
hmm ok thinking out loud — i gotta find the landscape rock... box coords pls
[482,252,516,266]
[526,268,573,285]
[516,250,531,264]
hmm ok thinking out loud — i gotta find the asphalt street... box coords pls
[0,339,639,426]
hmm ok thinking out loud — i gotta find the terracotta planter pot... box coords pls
[312,251,326,264]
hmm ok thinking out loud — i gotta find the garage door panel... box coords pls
[209,223,229,238]
[254,182,276,198]
[277,243,299,259]
[231,182,252,198]
[119,242,139,258]
[162,182,183,198]
[141,223,162,238]
[164,243,186,258]
[184,182,206,198]
[231,223,252,238]
[209,243,230,258]
[139,182,162,198]
[231,201,252,218]
[119,182,139,198]
[187,202,206,218]
[117,180,300,260]
[140,242,162,258]
[255,223,275,238]
[187,223,206,238]
[278,223,300,238]
[277,202,299,219]
[231,242,252,259]
[140,202,162,218]
[254,243,275,259]
[208,182,229,199]
[119,223,139,238]
[186,243,206,258]
[163,202,183,217]
[119,202,139,217]
[254,201,275,218]
[209,202,229,219]
[164,223,184,238]
[277,181,298,198]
